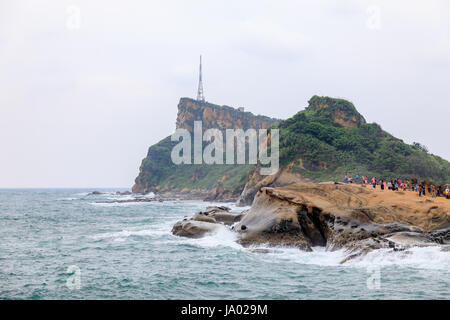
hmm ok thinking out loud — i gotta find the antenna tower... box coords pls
[196,55,205,102]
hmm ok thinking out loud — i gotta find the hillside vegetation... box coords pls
[277,96,450,184]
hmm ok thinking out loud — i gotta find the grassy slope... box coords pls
[139,136,252,191]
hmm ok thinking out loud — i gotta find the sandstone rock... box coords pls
[384,232,435,246]
[172,205,244,238]
[171,220,221,238]
[235,183,449,256]
[192,212,217,224]
[195,206,243,225]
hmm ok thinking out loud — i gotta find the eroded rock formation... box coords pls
[173,183,450,262]
[171,206,244,238]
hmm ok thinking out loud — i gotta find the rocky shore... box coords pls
[171,183,450,263]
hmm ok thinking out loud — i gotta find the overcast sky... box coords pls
[1,0,449,188]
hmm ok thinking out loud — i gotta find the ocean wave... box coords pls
[344,246,450,270]
[168,224,450,270]
[247,244,450,270]
[56,197,78,201]
[104,192,155,201]
[91,228,168,241]
[89,202,149,207]
[173,226,242,250]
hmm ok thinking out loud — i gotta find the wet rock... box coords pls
[88,191,103,195]
[198,206,243,225]
[116,191,132,195]
[192,212,217,224]
[171,220,221,238]
[235,183,449,257]
[172,205,245,238]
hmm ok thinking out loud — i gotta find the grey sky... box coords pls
[1,0,449,188]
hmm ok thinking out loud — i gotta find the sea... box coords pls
[0,189,448,300]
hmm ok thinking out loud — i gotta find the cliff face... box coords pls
[175,98,278,131]
[132,98,280,195]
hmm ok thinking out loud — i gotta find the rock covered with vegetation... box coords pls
[132,98,279,198]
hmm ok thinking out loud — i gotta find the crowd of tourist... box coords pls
[344,175,450,198]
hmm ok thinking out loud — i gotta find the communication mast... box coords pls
[196,55,205,102]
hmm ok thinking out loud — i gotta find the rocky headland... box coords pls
[135,95,450,262]
[133,95,450,204]
[171,183,450,263]
[132,97,280,199]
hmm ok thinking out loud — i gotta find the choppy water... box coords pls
[0,189,448,299]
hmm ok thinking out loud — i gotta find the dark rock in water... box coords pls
[88,191,103,195]
[171,205,245,238]
[198,206,243,225]
[171,220,220,238]
[204,206,231,213]
[430,228,450,244]
[192,212,217,224]
[115,191,132,195]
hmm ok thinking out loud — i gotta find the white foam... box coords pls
[91,228,167,240]
[90,202,149,207]
[105,195,135,201]
[247,244,450,270]
[105,192,155,201]
[167,223,243,251]
[251,246,348,266]
[344,246,450,270]
[74,192,89,196]
[187,226,242,250]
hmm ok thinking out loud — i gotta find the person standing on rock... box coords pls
[431,185,436,198]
